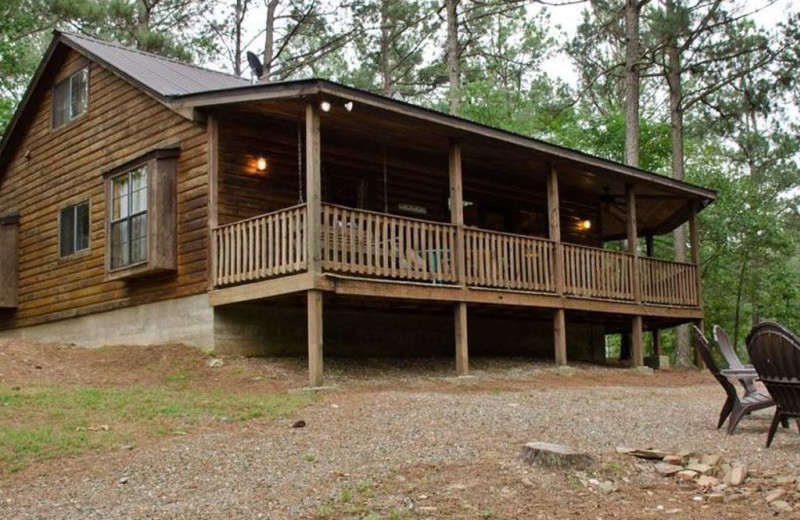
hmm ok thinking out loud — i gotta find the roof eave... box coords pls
[172,79,717,203]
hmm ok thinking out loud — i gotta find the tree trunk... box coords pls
[262,0,280,82]
[446,0,461,115]
[233,0,246,76]
[733,261,746,353]
[380,0,393,96]
[624,0,640,168]
[665,0,691,367]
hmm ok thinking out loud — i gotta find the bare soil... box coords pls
[1,339,799,520]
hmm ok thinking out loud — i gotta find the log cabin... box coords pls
[0,32,715,385]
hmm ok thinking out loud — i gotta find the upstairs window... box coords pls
[59,202,90,257]
[110,167,148,269]
[53,67,88,129]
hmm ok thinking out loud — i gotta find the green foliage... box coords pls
[0,384,310,472]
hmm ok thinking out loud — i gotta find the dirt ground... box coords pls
[1,339,799,520]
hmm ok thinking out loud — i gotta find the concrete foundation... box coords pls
[0,294,607,364]
[0,294,215,349]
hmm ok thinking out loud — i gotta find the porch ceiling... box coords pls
[208,93,707,240]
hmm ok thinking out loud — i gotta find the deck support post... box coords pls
[455,302,469,375]
[688,204,702,306]
[307,290,324,387]
[626,184,643,367]
[547,165,567,366]
[652,328,661,356]
[553,308,567,366]
[449,140,468,375]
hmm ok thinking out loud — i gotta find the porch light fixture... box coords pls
[580,219,592,231]
[256,156,268,172]
[320,100,332,112]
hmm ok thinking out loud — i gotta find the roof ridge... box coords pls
[59,31,250,85]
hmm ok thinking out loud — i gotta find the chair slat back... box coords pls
[746,322,800,417]
[714,325,745,369]
[693,325,738,401]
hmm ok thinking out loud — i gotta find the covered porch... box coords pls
[194,83,713,386]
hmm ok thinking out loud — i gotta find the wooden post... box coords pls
[305,103,323,386]
[645,234,654,258]
[455,302,469,375]
[632,315,644,367]
[449,140,465,285]
[547,165,566,366]
[554,308,567,366]
[449,140,468,375]
[307,290,324,387]
[627,184,643,366]
[688,204,702,307]
[207,113,219,290]
[306,103,322,275]
[547,165,563,295]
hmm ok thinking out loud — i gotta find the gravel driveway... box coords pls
[2,359,798,519]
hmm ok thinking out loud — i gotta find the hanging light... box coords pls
[343,101,354,112]
[580,219,592,231]
[320,100,332,112]
[256,156,268,172]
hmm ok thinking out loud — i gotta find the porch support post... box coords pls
[688,204,702,306]
[547,165,567,365]
[652,328,661,357]
[307,290,324,387]
[645,235,660,357]
[207,113,219,290]
[305,102,323,386]
[449,140,468,375]
[306,102,322,274]
[627,184,643,366]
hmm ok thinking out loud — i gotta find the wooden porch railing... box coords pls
[640,256,699,306]
[321,203,457,283]
[563,243,635,301]
[212,204,307,286]
[464,228,555,292]
[211,205,700,308]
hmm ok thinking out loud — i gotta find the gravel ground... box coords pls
[2,358,799,519]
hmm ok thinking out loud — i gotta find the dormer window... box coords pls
[53,67,88,129]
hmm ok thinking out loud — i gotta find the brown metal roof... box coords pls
[60,33,249,97]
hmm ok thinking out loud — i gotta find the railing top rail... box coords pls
[321,202,456,227]
[639,256,698,268]
[561,242,632,257]
[212,203,308,231]
[464,226,554,243]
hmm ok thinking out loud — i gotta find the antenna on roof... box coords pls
[246,51,264,82]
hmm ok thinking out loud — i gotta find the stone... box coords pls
[776,475,796,485]
[597,481,616,494]
[686,462,712,475]
[618,448,669,460]
[523,442,593,469]
[634,366,654,375]
[291,420,306,428]
[707,493,725,503]
[677,470,699,482]
[771,500,792,513]
[730,465,747,486]
[655,463,682,477]
[701,454,721,467]
[697,476,719,488]
[119,477,128,484]
[663,455,683,465]
[556,366,577,377]
[766,488,786,503]
[207,358,224,368]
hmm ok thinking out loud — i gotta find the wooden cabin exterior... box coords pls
[0,33,714,386]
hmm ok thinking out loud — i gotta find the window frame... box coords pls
[103,148,179,281]
[58,200,91,259]
[108,166,149,272]
[52,66,90,131]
